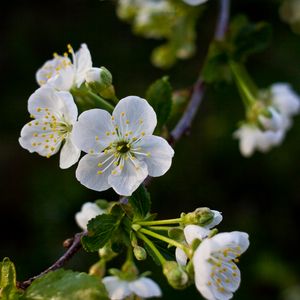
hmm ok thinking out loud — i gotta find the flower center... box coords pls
[116,141,131,154]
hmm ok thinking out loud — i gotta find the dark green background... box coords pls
[1,0,300,299]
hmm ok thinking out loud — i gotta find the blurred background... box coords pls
[1,0,300,299]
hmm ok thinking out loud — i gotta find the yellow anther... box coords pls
[28,123,32,126]
[42,127,47,131]
[232,273,237,277]
[112,131,116,135]
[46,154,51,158]
[126,120,130,124]
[49,134,54,138]
[98,162,103,167]
[232,265,237,270]
[45,115,49,119]
[218,287,225,292]
[146,152,151,157]
[32,143,37,147]
[51,147,55,151]
[121,112,125,117]
[67,44,73,53]
[45,145,49,149]
[45,108,49,111]
[111,170,117,175]
[106,132,110,136]
[36,107,41,112]
[113,161,118,166]
[34,121,39,126]
[63,52,68,57]
[54,139,57,143]
[216,278,221,284]
[128,131,133,135]
[225,279,231,283]
[97,170,103,175]
[139,119,143,124]
[114,153,119,158]
[53,52,58,57]
[207,281,212,286]
[111,116,115,120]
[119,165,124,170]
[33,133,38,137]
[141,132,145,136]
[234,258,239,263]
[95,136,99,141]
[89,149,94,154]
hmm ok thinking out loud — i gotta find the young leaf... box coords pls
[128,185,151,219]
[24,269,109,300]
[0,258,22,300]
[82,214,122,252]
[230,15,272,61]
[146,76,172,131]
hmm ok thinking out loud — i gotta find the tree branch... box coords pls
[17,0,231,290]
[170,0,230,143]
[17,231,86,290]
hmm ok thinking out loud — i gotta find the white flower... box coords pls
[75,202,105,230]
[234,124,285,157]
[72,96,174,196]
[19,87,80,169]
[193,231,249,300]
[36,43,92,91]
[176,210,222,266]
[182,0,208,6]
[103,276,162,300]
[234,83,300,157]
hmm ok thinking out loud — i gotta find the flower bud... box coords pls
[162,261,189,289]
[89,260,106,278]
[85,67,115,99]
[99,244,117,261]
[133,245,147,261]
[181,207,214,226]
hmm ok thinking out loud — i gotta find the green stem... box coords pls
[148,226,174,231]
[136,218,182,226]
[87,91,114,112]
[139,228,188,252]
[136,232,166,265]
[230,61,257,106]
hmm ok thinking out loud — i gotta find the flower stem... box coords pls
[148,226,174,231]
[136,218,182,226]
[87,91,114,112]
[139,228,188,252]
[136,232,166,265]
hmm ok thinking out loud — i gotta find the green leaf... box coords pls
[128,185,151,219]
[0,258,22,300]
[82,214,121,252]
[230,15,272,61]
[24,269,109,300]
[146,77,172,132]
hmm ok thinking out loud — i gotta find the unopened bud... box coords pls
[99,244,117,261]
[89,260,106,278]
[85,67,115,99]
[133,246,147,261]
[163,261,189,289]
[181,207,213,226]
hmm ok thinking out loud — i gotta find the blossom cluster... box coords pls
[234,83,300,157]
[76,203,249,300]
[19,44,174,196]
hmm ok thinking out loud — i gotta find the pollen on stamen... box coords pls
[139,119,143,124]
[146,152,151,157]
[32,143,37,147]
[121,112,125,117]
[95,136,99,141]
[106,131,110,136]
[45,145,49,149]
[34,121,39,126]
[33,133,38,137]
[141,132,145,136]
[51,147,55,151]
[97,171,103,175]
[36,107,42,112]
[111,116,115,121]
[89,149,94,154]
[207,281,212,286]
[111,170,117,175]
[126,120,130,124]
[53,52,58,58]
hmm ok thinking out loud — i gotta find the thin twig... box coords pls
[170,0,230,143]
[17,0,231,290]
[17,231,86,290]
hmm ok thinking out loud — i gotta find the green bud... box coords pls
[181,207,214,226]
[151,44,177,69]
[95,199,109,210]
[99,244,117,261]
[85,67,115,99]
[162,261,189,290]
[133,245,147,261]
[89,260,106,278]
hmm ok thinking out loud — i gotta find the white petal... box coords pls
[108,159,148,196]
[59,135,81,169]
[271,83,300,117]
[19,122,61,157]
[175,247,188,266]
[46,67,75,91]
[76,152,115,192]
[129,277,162,298]
[184,225,210,245]
[112,96,157,137]
[233,125,258,157]
[205,210,223,229]
[75,202,104,230]
[134,135,174,177]
[210,231,250,254]
[36,56,75,91]
[72,109,115,154]
[56,91,78,124]
[102,276,132,300]
[74,43,92,87]
[28,87,63,117]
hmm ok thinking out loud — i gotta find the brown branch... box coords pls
[17,231,86,290]
[170,0,230,143]
[17,0,231,290]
